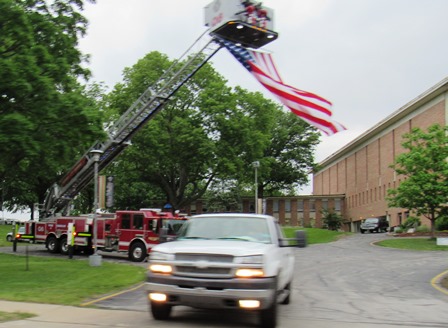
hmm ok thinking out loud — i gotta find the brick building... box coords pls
[156,195,346,229]
[313,77,448,232]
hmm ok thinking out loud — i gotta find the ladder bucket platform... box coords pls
[210,21,277,49]
[204,0,278,49]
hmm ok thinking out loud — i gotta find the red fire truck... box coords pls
[22,209,187,262]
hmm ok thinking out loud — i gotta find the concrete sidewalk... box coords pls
[0,300,150,327]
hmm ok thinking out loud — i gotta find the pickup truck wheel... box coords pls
[6,235,12,242]
[150,301,172,320]
[259,297,277,328]
[129,242,147,262]
[47,236,59,253]
[360,229,365,234]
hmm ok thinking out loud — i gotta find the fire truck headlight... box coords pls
[149,264,173,274]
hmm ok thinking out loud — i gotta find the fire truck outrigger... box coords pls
[18,0,278,262]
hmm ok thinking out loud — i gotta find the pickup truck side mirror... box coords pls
[295,230,307,248]
[279,230,307,248]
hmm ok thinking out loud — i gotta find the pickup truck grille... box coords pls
[175,253,234,263]
[176,266,231,275]
[173,253,234,278]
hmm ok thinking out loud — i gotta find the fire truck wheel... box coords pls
[129,242,147,262]
[60,236,68,255]
[47,236,60,253]
[150,301,172,320]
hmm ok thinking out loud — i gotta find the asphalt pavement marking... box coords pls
[80,283,145,307]
[431,270,448,296]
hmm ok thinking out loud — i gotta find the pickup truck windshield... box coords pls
[177,216,272,243]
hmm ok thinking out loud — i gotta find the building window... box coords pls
[285,199,291,213]
[273,200,279,213]
[335,199,341,212]
[309,200,315,212]
[322,199,328,210]
[297,200,304,212]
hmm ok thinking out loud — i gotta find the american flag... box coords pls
[218,39,346,136]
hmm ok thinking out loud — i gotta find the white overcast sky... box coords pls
[77,0,448,193]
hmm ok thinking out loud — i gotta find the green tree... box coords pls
[0,0,102,217]
[387,124,448,238]
[104,52,320,211]
[258,109,320,197]
[104,52,247,210]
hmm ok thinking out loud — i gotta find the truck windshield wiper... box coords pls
[217,237,255,242]
[181,236,210,240]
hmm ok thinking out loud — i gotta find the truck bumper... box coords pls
[146,273,276,310]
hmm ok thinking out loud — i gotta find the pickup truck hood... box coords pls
[153,240,274,257]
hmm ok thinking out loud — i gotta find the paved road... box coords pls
[2,233,448,327]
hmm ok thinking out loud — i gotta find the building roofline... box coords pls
[317,76,448,171]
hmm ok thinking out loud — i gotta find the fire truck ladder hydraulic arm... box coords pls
[42,32,223,218]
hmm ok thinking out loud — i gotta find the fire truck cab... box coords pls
[98,209,188,262]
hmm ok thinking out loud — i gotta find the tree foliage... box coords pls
[387,124,448,237]
[103,51,320,211]
[0,0,102,216]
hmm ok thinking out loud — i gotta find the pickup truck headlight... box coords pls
[235,268,264,278]
[149,264,173,274]
[235,255,263,264]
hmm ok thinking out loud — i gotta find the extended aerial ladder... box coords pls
[42,0,277,219]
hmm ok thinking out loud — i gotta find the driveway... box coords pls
[1,233,448,327]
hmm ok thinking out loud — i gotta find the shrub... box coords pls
[436,216,448,231]
[415,225,430,233]
[321,209,344,231]
[400,216,421,230]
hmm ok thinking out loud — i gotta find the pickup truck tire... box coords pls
[150,301,172,320]
[280,282,291,305]
[259,295,277,328]
[6,235,12,242]
[129,241,147,262]
[47,236,59,253]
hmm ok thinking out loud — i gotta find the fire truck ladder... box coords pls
[43,32,222,218]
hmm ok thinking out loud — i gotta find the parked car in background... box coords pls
[6,226,26,242]
[360,217,389,233]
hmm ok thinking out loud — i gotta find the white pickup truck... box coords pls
[146,213,306,328]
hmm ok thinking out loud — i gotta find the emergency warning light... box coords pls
[204,0,278,49]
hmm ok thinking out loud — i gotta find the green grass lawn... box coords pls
[375,238,448,251]
[0,253,146,305]
[0,311,35,323]
[283,227,352,244]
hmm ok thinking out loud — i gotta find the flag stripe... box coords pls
[249,50,283,83]
[218,38,346,135]
[250,63,333,116]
